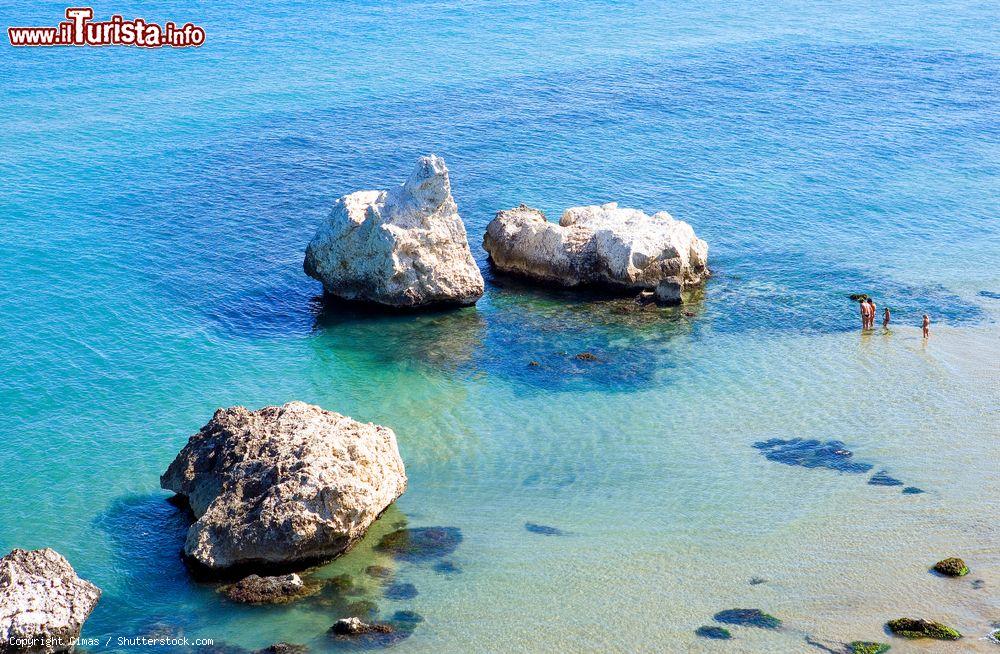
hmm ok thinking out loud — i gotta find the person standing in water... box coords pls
[882,306,891,329]
[859,299,871,329]
[923,314,930,338]
[869,299,877,328]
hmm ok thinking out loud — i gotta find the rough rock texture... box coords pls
[886,618,961,640]
[220,573,317,604]
[932,557,969,577]
[330,617,393,636]
[160,401,407,573]
[483,203,708,293]
[0,548,101,653]
[304,155,484,308]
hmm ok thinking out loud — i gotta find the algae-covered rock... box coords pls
[932,557,969,577]
[886,618,961,640]
[849,642,890,654]
[220,573,318,604]
[375,527,462,562]
[695,626,732,639]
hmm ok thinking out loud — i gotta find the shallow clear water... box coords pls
[1,1,998,652]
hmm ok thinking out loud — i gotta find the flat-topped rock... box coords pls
[0,548,101,653]
[304,155,484,308]
[483,202,708,295]
[161,401,407,574]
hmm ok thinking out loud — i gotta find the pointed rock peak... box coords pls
[402,154,451,209]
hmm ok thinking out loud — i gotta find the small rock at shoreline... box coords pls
[932,557,969,577]
[848,642,890,654]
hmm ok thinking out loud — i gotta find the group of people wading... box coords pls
[856,296,931,338]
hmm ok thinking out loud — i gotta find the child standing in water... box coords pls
[882,306,891,329]
[922,314,930,338]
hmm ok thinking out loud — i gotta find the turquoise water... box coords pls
[1,1,998,652]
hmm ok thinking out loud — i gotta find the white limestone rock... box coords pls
[160,401,407,573]
[0,548,101,653]
[304,155,485,308]
[483,202,708,292]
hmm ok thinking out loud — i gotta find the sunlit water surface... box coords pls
[1,1,998,652]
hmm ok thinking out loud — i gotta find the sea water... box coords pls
[0,1,997,652]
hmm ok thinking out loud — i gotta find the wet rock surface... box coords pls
[220,574,317,604]
[848,642,890,654]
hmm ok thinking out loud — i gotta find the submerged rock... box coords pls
[0,548,102,654]
[868,471,904,487]
[886,618,961,640]
[365,565,393,580]
[848,642,890,654]
[713,608,782,629]
[524,523,565,536]
[483,203,708,294]
[753,438,873,474]
[375,527,462,562]
[901,486,925,495]
[932,557,969,577]
[384,582,418,600]
[695,626,732,640]
[433,560,461,574]
[304,155,484,308]
[344,600,379,620]
[160,401,407,574]
[220,573,317,604]
[256,644,309,654]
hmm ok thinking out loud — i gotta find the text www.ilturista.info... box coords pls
[8,7,205,48]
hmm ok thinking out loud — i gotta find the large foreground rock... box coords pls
[483,203,708,294]
[0,548,101,653]
[160,401,407,574]
[304,155,484,308]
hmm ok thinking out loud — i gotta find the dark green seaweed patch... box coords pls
[524,522,566,536]
[867,471,903,486]
[384,582,418,600]
[695,626,732,639]
[753,439,873,474]
[375,527,463,562]
[713,608,782,629]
